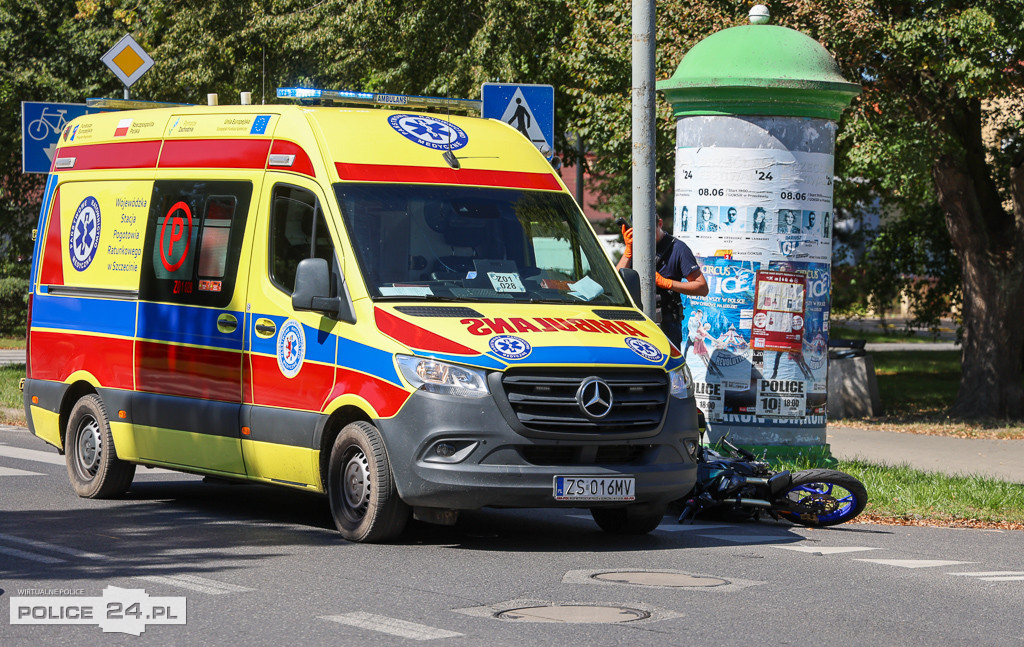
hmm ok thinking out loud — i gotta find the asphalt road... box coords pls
[2,425,1023,646]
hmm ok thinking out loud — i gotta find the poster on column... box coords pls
[674,145,833,424]
[751,270,806,352]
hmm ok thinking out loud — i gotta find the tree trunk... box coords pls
[933,156,1024,419]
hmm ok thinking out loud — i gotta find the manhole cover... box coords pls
[592,571,728,588]
[497,605,649,624]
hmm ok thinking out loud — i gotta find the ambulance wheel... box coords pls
[65,394,135,498]
[590,503,666,535]
[328,421,409,543]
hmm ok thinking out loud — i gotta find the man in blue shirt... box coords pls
[617,217,709,348]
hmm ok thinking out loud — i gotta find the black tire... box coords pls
[590,503,666,535]
[65,394,135,498]
[327,421,409,542]
[777,469,867,527]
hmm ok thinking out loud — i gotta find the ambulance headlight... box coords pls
[669,365,694,399]
[396,355,490,398]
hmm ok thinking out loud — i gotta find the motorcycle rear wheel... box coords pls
[777,469,867,527]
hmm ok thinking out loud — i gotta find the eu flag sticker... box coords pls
[250,115,271,135]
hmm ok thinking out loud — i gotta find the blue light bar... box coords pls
[276,87,481,113]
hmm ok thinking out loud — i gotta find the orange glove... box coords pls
[622,225,633,258]
[655,273,673,290]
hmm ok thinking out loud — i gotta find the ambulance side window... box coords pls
[269,184,336,295]
[140,180,252,307]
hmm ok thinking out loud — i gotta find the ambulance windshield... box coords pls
[335,184,630,306]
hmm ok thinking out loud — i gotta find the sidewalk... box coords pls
[828,425,1024,484]
[0,349,24,366]
[835,315,958,342]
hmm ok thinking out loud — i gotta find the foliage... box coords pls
[0,276,28,335]
[856,205,961,332]
[2,1,1021,417]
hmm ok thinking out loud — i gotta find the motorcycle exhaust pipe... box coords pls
[721,497,773,508]
[738,476,770,486]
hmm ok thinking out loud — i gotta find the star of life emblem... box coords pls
[69,196,101,272]
[388,114,468,151]
[489,335,531,360]
[277,319,306,378]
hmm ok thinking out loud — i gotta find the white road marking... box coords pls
[0,532,255,594]
[948,571,1024,582]
[0,545,65,564]
[0,444,64,465]
[776,545,880,555]
[0,466,43,476]
[698,534,793,544]
[136,573,254,595]
[855,559,975,569]
[321,612,463,640]
[0,533,106,560]
[0,442,176,475]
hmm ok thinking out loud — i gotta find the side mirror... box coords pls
[292,258,356,323]
[618,267,642,307]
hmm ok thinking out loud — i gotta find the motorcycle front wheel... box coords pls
[777,469,867,527]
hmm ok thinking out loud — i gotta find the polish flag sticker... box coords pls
[114,118,132,137]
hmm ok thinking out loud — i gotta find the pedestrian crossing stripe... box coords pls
[855,559,975,569]
[321,612,463,640]
[0,466,43,476]
[776,545,879,555]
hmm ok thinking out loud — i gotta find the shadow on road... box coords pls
[2,476,891,583]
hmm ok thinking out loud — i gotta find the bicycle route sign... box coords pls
[21,102,105,174]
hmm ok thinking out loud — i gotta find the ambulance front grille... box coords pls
[519,444,652,465]
[499,369,668,435]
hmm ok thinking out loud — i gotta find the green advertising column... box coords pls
[658,5,860,462]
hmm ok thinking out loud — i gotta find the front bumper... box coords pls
[376,387,700,510]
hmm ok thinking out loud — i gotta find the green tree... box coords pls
[780,0,1024,418]
[569,1,1022,419]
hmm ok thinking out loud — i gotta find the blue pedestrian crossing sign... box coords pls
[482,83,554,160]
[21,102,104,174]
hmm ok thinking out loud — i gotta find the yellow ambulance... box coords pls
[23,89,699,542]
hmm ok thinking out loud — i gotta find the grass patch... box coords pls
[873,351,961,413]
[830,324,945,344]
[0,336,26,349]
[833,350,1024,438]
[0,363,26,426]
[775,457,1024,526]
[841,459,1024,525]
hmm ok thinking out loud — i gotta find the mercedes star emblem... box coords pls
[576,377,613,419]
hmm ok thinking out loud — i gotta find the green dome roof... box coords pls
[658,24,860,120]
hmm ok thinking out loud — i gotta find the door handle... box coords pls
[217,313,238,333]
[254,318,277,338]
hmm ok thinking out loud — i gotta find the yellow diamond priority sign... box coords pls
[101,34,154,87]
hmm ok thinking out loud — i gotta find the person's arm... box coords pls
[656,268,708,296]
[616,226,633,270]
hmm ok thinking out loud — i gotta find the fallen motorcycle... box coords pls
[677,437,867,527]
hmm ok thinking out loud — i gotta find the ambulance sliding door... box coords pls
[241,177,342,488]
[133,179,255,475]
